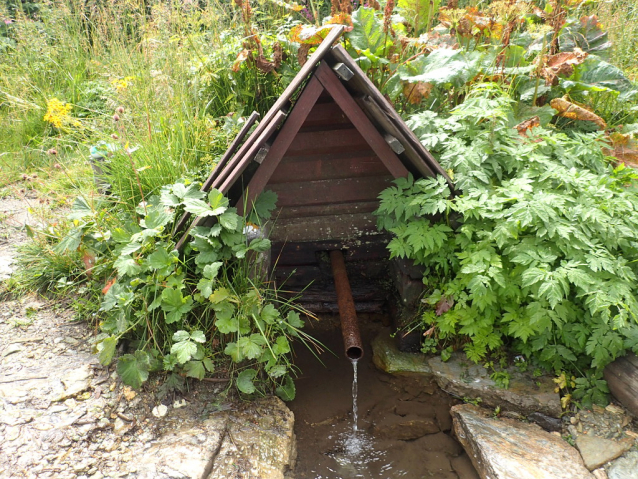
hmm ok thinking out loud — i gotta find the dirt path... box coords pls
[0,196,295,479]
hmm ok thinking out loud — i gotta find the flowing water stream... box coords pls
[289,323,480,479]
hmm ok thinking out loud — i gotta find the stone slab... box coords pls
[429,353,561,418]
[606,451,638,479]
[452,404,594,479]
[576,434,634,471]
[208,396,296,479]
[371,332,433,376]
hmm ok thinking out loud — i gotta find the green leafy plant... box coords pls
[375,84,638,405]
[55,182,309,399]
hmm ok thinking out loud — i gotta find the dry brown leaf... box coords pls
[297,43,311,66]
[515,116,541,136]
[603,132,638,167]
[403,81,433,104]
[550,97,607,129]
[232,49,251,72]
[541,48,588,85]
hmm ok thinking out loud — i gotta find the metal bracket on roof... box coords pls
[332,62,354,81]
[254,144,270,164]
[384,134,405,154]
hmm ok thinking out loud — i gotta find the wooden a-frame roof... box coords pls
[175,25,450,249]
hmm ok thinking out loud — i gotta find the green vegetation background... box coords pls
[1,0,638,408]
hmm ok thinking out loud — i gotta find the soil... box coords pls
[288,321,479,479]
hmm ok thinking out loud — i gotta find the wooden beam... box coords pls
[202,111,260,191]
[237,75,325,215]
[327,44,452,186]
[175,111,287,251]
[314,61,409,179]
[172,110,259,236]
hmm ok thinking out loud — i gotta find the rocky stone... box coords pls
[134,416,227,479]
[58,364,93,400]
[371,333,432,376]
[208,396,296,479]
[152,404,168,418]
[528,411,563,432]
[373,413,439,440]
[606,451,638,479]
[451,404,594,479]
[113,417,134,436]
[450,455,481,479]
[429,353,561,417]
[575,434,634,471]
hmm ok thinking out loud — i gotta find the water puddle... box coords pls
[290,324,479,479]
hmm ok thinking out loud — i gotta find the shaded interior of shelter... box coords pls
[233,89,398,315]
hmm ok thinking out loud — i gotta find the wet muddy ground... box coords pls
[289,320,479,479]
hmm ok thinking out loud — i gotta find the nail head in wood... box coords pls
[332,62,354,81]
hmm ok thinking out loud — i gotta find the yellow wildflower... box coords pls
[110,76,136,92]
[43,98,73,128]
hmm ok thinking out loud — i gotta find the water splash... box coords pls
[351,359,358,432]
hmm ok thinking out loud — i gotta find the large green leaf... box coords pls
[347,7,391,57]
[171,339,197,364]
[114,255,141,277]
[97,336,117,366]
[143,206,172,229]
[161,288,193,324]
[184,360,206,380]
[275,374,296,401]
[208,188,229,216]
[237,369,258,394]
[397,0,441,34]
[117,351,150,389]
[398,49,485,89]
[559,15,612,59]
[563,56,635,98]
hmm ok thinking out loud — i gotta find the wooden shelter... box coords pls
[175,26,450,318]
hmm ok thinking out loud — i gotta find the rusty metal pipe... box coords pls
[329,250,363,361]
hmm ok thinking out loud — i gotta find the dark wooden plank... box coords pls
[275,200,380,220]
[285,128,369,155]
[269,176,394,208]
[280,148,375,164]
[326,44,453,186]
[300,101,349,129]
[270,212,382,242]
[175,111,287,251]
[314,61,409,179]
[269,155,389,184]
[237,76,325,215]
[272,237,390,266]
[172,111,260,236]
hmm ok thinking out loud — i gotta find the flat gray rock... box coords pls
[452,404,594,479]
[429,353,561,417]
[606,451,638,479]
[576,434,634,471]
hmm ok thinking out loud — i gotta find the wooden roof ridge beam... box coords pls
[175,110,287,251]
[327,44,452,186]
[202,111,260,191]
[237,75,326,216]
[314,61,409,179]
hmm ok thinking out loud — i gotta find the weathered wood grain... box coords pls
[603,353,638,417]
[314,61,409,179]
[270,155,388,183]
[268,176,394,208]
